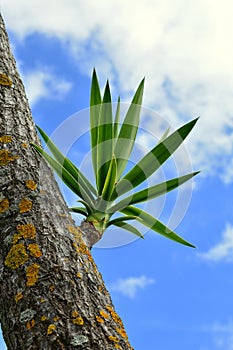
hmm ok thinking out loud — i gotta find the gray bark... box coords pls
[0,13,133,350]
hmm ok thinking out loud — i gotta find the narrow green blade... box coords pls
[101,154,117,201]
[116,118,199,196]
[69,207,88,217]
[113,96,121,140]
[159,127,170,142]
[121,205,195,247]
[106,215,137,227]
[32,143,94,208]
[109,171,199,213]
[96,80,113,194]
[110,221,144,238]
[114,78,145,179]
[36,125,97,197]
[90,69,102,178]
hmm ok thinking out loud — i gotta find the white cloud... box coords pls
[2,0,233,181]
[110,275,155,299]
[22,69,72,106]
[203,319,233,350]
[199,223,233,262]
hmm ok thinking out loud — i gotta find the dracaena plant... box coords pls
[32,69,199,248]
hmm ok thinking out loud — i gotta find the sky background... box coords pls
[1,1,233,349]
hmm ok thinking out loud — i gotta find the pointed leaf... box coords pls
[90,69,102,177]
[116,118,199,196]
[113,96,121,139]
[106,215,137,227]
[110,221,144,238]
[109,171,199,213]
[36,125,97,197]
[69,207,88,217]
[31,143,94,208]
[114,78,145,179]
[159,126,170,142]
[121,205,195,247]
[101,154,117,201]
[96,80,113,193]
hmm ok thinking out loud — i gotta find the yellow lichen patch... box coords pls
[72,317,84,325]
[26,263,40,287]
[21,143,28,148]
[5,243,28,269]
[0,150,18,166]
[116,327,127,339]
[99,310,109,319]
[17,223,36,239]
[41,316,47,321]
[15,292,23,303]
[47,324,56,335]
[0,135,12,143]
[53,317,59,322]
[0,198,9,213]
[0,73,12,86]
[106,306,123,327]
[115,345,123,350]
[76,272,82,279]
[95,316,104,323]
[25,180,37,191]
[19,198,32,213]
[66,225,82,242]
[108,336,119,343]
[27,243,42,258]
[49,285,55,292]
[72,310,79,318]
[40,299,46,303]
[26,319,35,330]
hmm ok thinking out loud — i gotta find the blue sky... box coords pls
[1,1,233,349]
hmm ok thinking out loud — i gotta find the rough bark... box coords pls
[0,13,133,350]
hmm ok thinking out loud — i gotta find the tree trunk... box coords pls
[0,13,133,350]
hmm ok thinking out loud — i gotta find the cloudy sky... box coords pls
[1,1,233,349]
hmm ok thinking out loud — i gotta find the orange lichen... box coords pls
[17,223,36,239]
[26,263,40,286]
[27,243,42,258]
[99,310,109,319]
[21,143,28,148]
[41,316,47,321]
[72,310,79,318]
[0,135,12,143]
[5,243,28,269]
[19,198,32,213]
[95,316,104,323]
[76,272,82,279]
[106,306,123,327]
[15,292,23,303]
[66,225,82,242]
[115,345,123,350]
[116,327,127,339]
[108,335,119,343]
[53,317,59,322]
[47,324,56,335]
[0,73,12,86]
[25,180,37,191]
[49,285,55,292]
[0,198,9,213]
[0,150,18,166]
[72,317,84,325]
[26,319,35,330]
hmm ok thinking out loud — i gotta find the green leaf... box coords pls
[109,221,144,238]
[101,154,117,201]
[114,78,145,179]
[116,118,199,196]
[96,80,113,193]
[36,125,97,197]
[69,207,88,216]
[106,215,137,227]
[113,96,121,140]
[90,68,102,178]
[109,171,199,213]
[159,126,170,142]
[121,205,195,247]
[31,143,94,208]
